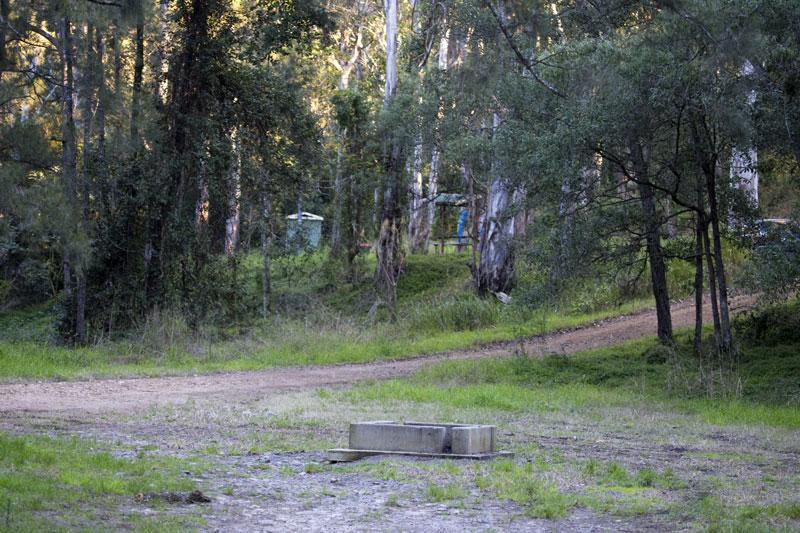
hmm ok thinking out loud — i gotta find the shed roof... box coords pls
[286,211,324,221]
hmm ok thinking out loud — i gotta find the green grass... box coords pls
[483,459,576,519]
[0,253,653,381]
[695,495,800,532]
[346,330,800,429]
[0,432,205,531]
[425,482,467,503]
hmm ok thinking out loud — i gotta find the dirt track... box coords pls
[0,295,754,414]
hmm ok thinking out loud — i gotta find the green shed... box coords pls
[286,211,324,250]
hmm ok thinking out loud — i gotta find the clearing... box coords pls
[2,295,799,531]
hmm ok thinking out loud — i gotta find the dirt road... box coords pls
[0,296,754,414]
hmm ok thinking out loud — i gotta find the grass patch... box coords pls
[333,460,405,481]
[0,432,204,531]
[483,459,576,519]
[426,483,467,503]
[348,328,800,428]
[695,495,800,532]
[582,460,684,490]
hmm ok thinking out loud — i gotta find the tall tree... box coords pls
[375,0,404,313]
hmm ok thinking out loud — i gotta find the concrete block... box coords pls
[405,422,465,452]
[349,422,447,453]
[451,425,495,455]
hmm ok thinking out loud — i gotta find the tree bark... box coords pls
[75,23,98,345]
[260,182,272,319]
[225,128,242,257]
[60,16,80,342]
[702,221,722,346]
[407,142,426,251]
[331,143,344,255]
[375,0,403,312]
[476,112,515,294]
[705,165,732,351]
[130,18,144,146]
[693,209,704,357]
[630,141,672,343]
[329,22,363,257]
[156,0,171,105]
[0,0,9,74]
[423,149,439,251]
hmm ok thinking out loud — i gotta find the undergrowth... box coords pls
[0,253,653,380]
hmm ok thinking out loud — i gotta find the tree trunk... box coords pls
[225,128,241,257]
[375,0,403,312]
[331,143,344,255]
[706,167,733,351]
[630,141,672,343]
[260,184,272,319]
[0,0,9,74]
[693,210,704,357]
[476,112,515,294]
[329,24,362,258]
[408,142,426,251]
[702,221,722,346]
[417,27,450,253]
[75,23,97,345]
[130,18,144,145]
[60,16,80,342]
[112,20,121,98]
[423,149,439,251]
[94,29,106,167]
[156,0,171,105]
[730,61,759,211]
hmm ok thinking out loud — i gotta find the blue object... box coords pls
[457,208,469,243]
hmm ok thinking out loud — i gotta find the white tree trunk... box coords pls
[730,147,758,208]
[376,0,402,309]
[730,60,759,209]
[415,29,450,253]
[477,112,515,293]
[408,142,426,250]
[424,149,439,249]
[225,128,241,257]
[157,0,170,104]
[383,0,398,107]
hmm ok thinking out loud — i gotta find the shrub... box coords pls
[733,299,800,347]
[14,258,52,303]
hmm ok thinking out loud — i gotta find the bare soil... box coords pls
[0,295,755,415]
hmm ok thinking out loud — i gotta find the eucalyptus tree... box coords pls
[375,0,404,313]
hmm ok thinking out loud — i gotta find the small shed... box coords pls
[286,212,324,250]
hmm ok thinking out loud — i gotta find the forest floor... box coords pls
[2,293,800,531]
[0,294,754,413]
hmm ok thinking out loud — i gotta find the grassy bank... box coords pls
[0,253,655,381]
